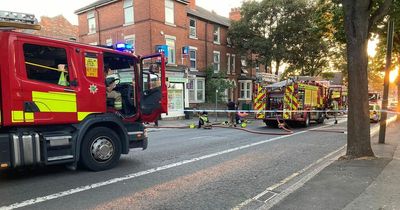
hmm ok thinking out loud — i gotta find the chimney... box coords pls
[189,0,196,10]
[229,7,241,21]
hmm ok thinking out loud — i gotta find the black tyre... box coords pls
[265,120,278,128]
[80,127,122,171]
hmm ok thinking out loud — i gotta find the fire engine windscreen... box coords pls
[103,52,137,116]
[23,44,70,86]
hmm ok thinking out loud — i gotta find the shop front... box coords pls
[161,73,187,119]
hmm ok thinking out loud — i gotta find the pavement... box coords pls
[266,119,400,210]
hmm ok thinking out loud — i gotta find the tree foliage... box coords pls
[205,66,235,103]
[228,0,330,76]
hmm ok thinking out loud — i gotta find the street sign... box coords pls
[155,45,168,64]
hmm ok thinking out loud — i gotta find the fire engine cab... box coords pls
[0,11,168,171]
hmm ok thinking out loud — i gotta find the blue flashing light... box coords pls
[115,43,134,52]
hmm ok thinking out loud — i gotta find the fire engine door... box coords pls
[16,41,79,125]
[139,53,168,122]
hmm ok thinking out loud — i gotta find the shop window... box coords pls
[124,0,134,24]
[23,43,70,86]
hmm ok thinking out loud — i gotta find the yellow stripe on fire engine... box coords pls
[24,112,34,122]
[12,111,24,123]
[77,112,96,121]
[32,91,77,112]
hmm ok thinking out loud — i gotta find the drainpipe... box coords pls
[205,21,208,67]
[95,7,101,44]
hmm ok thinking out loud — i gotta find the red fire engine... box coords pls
[0,11,168,171]
[254,79,328,127]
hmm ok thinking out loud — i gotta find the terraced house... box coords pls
[75,0,266,118]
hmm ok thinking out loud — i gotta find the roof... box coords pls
[187,6,230,27]
[265,80,292,89]
[75,0,189,14]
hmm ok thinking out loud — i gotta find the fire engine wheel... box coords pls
[80,127,122,171]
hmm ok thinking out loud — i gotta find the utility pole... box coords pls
[379,19,394,144]
[215,89,218,121]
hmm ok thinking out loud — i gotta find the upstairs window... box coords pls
[23,43,70,86]
[124,0,134,24]
[213,25,220,44]
[189,48,197,70]
[166,36,176,64]
[165,0,174,25]
[213,51,220,73]
[87,11,96,34]
[189,18,196,38]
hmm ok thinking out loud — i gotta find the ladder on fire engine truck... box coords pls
[0,10,41,30]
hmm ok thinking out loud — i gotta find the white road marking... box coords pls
[233,145,346,210]
[0,120,346,210]
[232,115,398,210]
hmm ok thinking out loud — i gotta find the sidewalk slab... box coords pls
[269,122,400,210]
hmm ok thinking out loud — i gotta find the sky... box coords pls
[1,0,243,25]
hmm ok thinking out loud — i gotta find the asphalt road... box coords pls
[0,118,358,210]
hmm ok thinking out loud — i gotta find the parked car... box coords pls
[369,104,381,123]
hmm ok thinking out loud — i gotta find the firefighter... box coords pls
[198,111,211,129]
[227,99,236,126]
[332,99,338,124]
[105,65,122,110]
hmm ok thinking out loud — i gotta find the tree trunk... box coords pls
[342,1,374,158]
[398,56,400,121]
[275,59,281,75]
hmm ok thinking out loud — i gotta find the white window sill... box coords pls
[167,63,177,67]
[123,22,135,26]
[165,22,176,27]
[190,69,198,71]
[189,36,198,40]
[88,32,96,35]
[213,41,221,45]
[214,71,220,73]
[238,98,251,101]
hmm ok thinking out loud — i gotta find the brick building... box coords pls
[75,0,262,117]
[32,15,78,41]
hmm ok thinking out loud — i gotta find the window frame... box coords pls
[188,77,205,103]
[239,80,252,100]
[189,47,197,70]
[213,51,220,73]
[124,34,136,49]
[22,43,71,87]
[165,35,176,64]
[87,11,96,34]
[232,54,236,75]
[213,25,220,44]
[123,0,134,25]
[226,53,231,75]
[165,0,175,25]
[189,18,197,38]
